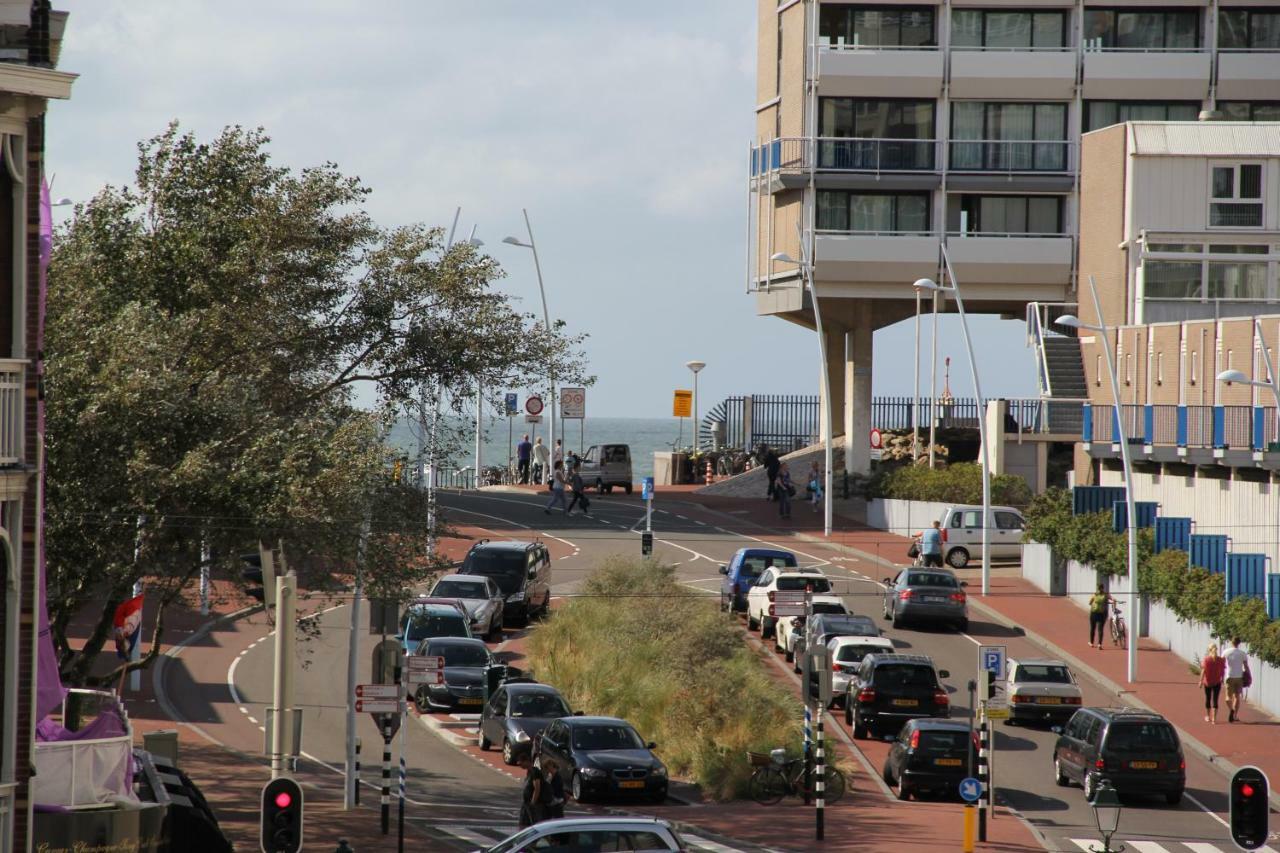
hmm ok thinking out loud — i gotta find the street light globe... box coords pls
[686,360,706,374]
[912,278,939,291]
[1056,314,1083,329]
[502,236,524,246]
[1218,369,1249,384]
[770,252,797,264]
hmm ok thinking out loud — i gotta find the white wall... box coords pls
[866,499,953,538]
[1024,542,1055,595]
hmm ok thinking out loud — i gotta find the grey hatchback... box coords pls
[882,568,969,631]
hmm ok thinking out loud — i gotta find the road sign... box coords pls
[525,414,543,423]
[959,777,982,803]
[560,387,586,419]
[870,428,883,449]
[355,698,403,715]
[978,645,1006,679]
[771,590,807,617]
[641,476,654,501]
[672,389,692,418]
[984,706,1010,720]
[408,655,444,671]
[504,392,519,416]
[525,395,544,416]
[355,684,399,700]
[406,669,444,686]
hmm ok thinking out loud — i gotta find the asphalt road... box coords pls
[224,487,1263,853]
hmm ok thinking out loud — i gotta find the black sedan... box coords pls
[537,716,668,804]
[412,637,491,713]
[882,719,977,801]
[478,682,575,765]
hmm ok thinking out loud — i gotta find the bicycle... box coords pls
[747,749,846,806]
[1110,601,1127,649]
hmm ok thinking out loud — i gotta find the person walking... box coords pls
[762,445,780,501]
[776,461,793,519]
[540,758,566,819]
[553,439,564,470]
[516,434,533,484]
[805,461,822,512]
[1199,642,1226,724]
[1223,637,1251,722]
[532,437,551,485]
[566,463,591,516]
[920,520,944,568]
[544,461,568,514]
[1087,585,1112,649]
[517,753,543,828]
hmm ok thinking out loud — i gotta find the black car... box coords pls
[459,539,552,626]
[1052,708,1185,804]
[845,653,951,739]
[791,613,880,672]
[412,637,492,713]
[538,716,668,804]
[882,719,978,801]
[478,682,575,765]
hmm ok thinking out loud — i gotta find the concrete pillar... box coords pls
[820,328,846,446]
[845,313,873,475]
[984,399,1007,476]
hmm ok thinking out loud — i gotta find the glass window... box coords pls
[1014,664,1073,683]
[951,102,1067,171]
[1208,244,1268,255]
[951,10,1065,48]
[821,5,936,47]
[819,192,930,232]
[1218,102,1280,122]
[1084,101,1201,131]
[1210,164,1265,227]
[571,724,646,751]
[1104,723,1178,752]
[818,99,936,170]
[958,195,1063,234]
[996,511,1024,530]
[1208,263,1268,299]
[1144,261,1203,299]
[1146,243,1201,253]
[1219,9,1280,50]
[1083,10,1200,49]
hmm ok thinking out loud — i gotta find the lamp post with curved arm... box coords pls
[503,211,555,472]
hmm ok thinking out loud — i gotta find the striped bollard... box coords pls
[815,712,825,840]
[380,722,392,834]
[803,705,812,805]
[705,458,713,484]
[397,748,406,852]
[977,719,990,842]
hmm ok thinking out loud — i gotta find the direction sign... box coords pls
[672,390,692,418]
[984,706,1010,720]
[525,395,544,416]
[504,392,519,416]
[771,590,807,617]
[408,655,444,672]
[355,684,398,700]
[560,387,586,419]
[978,645,1006,680]
[641,476,654,501]
[959,777,982,803]
[407,669,444,686]
[355,698,403,715]
[525,414,543,423]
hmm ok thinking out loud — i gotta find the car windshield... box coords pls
[428,644,489,667]
[1105,723,1178,752]
[1015,664,1073,684]
[466,550,527,593]
[511,693,570,718]
[812,602,846,615]
[777,576,831,592]
[432,580,489,599]
[917,731,971,754]
[404,611,466,642]
[873,664,937,689]
[484,826,539,853]
[571,724,646,751]
[906,573,957,588]
[837,643,887,663]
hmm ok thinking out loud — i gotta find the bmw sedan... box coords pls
[413,637,492,713]
[479,682,575,765]
[537,716,668,804]
[882,568,969,632]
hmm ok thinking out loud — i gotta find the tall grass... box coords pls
[526,556,803,801]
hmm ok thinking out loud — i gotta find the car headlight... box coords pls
[507,591,525,602]
[651,765,667,778]
[580,767,607,778]
[513,729,531,742]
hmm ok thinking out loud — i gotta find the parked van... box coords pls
[936,504,1026,568]
[579,444,632,493]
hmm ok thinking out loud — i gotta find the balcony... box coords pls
[817,46,943,99]
[1082,49,1210,100]
[0,359,22,466]
[814,232,940,287]
[1083,404,1280,466]
[945,234,1075,287]
[948,140,1072,174]
[751,138,941,190]
[1216,51,1280,100]
[949,48,1076,100]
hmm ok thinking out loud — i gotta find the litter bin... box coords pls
[143,729,179,765]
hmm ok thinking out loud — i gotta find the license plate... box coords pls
[1035,697,1063,705]
[459,697,483,706]
[1129,760,1158,770]
[892,699,919,707]
[935,758,962,767]
[925,596,947,603]
[618,780,645,789]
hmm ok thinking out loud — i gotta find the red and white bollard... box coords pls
[705,459,713,485]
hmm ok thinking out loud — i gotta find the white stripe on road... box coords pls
[1128,842,1178,853]
[683,834,743,853]
[442,826,501,846]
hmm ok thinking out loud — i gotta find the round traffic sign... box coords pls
[959,777,982,803]
[870,428,883,449]
[525,395,544,416]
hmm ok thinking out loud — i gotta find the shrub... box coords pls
[871,462,1032,507]
[525,556,804,800]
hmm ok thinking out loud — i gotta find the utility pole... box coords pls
[344,515,368,808]
[270,571,297,779]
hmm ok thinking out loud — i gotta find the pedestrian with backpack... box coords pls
[567,463,591,516]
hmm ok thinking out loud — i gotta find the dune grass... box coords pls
[526,556,804,801]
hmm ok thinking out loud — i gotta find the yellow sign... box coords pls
[673,389,692,418]
[984,706,1010,720]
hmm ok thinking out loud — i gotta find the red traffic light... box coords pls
[275,791,293,809]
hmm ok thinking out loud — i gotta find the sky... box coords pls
[46,1,1036,418]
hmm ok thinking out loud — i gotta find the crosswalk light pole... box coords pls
[978,712,989,842]
[270,573,297,779]
[381,718,392,834]
[815,709,825,841]
[397,706,407,853]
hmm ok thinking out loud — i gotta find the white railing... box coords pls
[761,137,940,173]
[31,689,136,810]
[947,231,1071,239]
[1025,301,1080,397]
[950,45,1073,52]
[820,42,939,51]
[815,228,936,237]
[948,139,1074,173]
[0,359,22,466]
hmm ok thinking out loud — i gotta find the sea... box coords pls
[388,416,693,481]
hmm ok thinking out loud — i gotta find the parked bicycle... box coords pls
[1110,601,1127,649]
[747,749,846,806]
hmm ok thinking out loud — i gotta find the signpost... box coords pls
[561,387,586,453]
[641,476,654,556]
[975,646,1006,843]
[959,777,982,803]
[406,655,444,686]
[673,389,692,447]
[505,392,519,470]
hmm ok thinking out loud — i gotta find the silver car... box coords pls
[478,817,686,853]
[882,568,969,632]
[428,575,505,641]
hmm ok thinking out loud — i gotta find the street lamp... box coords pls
[1057,274,1139,684]
[912,243,992,597]
[503,211,555,477]
[771,250,833,537]
[686,360,706,451]
[1089,779,1125,853]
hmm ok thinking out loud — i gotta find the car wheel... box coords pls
[571,771,588,803]
[882,764,893,785]
[845,704,853,726]
[891,611,903,630]
[762,619,775,640]
[747,611,759,631]
[1053,756,1070,787]
[895,774,912,801]
[946,548,970,569]
[488,619,503,643]
[785,647,794,663]
[502,738,517,766]
[625,484,633,495]
[1083,773,1098,802]
[956,618,969,633]
[415,688,431,714]
[852,711,869,740]
[1165,790,1182,806]
[478,729,491,750]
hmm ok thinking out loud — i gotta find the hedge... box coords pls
[871,462,1032,507]
[1025,487,1280,665]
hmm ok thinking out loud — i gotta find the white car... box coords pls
[746,567,831,639]
[776,595,847,656]
[476,817,686,852]
[828,636,897,705]
[937,504,1027,569]
[1005,658,1083,726]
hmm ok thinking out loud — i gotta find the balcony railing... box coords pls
[752,137,939,176]
[949,139,1072,173]
[820,43,940,52]
[1083,404,1280,452]
[0,359,22,466]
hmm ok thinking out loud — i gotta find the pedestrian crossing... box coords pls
[424,821,766,852]
[1066,839,1278,853]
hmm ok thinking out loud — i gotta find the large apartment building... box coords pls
[749,0,1280,474]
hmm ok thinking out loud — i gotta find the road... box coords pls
[217,487,1262,852]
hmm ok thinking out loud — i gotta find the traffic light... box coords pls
[1230,766,1270,850]
[260,776,303,853]
[641,532,653,556]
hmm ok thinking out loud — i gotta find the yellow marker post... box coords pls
[963,804,977,852]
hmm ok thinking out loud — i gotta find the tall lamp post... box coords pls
[503,210,555,475]
[687,361,707,451]
[1057,275,1139,684]
[913,243,992,596]
[771,250,832,538]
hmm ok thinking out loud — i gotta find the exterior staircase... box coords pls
[1027,303,1087,435]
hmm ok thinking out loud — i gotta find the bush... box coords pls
[526,556,804,800]
[871,462,1032,507]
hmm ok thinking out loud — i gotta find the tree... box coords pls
[46,123,588,685]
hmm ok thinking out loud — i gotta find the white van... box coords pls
[578,444,632,494]
[937,504,1026,568]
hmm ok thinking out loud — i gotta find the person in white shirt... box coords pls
[532,437,551,485]
[553,439,563,468]
[1222,636,1251,723]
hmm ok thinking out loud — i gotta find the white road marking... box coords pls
[1128,842,1178,853]
[246,716,258,725]
[1183,790,1232,831]
[683,835,743,853]
[438,826,496,846]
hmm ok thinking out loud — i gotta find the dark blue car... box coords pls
[719,547,797,613]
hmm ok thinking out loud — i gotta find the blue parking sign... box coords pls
[979,645,1006,679]
[504,392,519,416]
[641,477,654,501]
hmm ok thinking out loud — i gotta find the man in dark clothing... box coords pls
[761,445,781,501]
[567,464,591,516]
[541,758,566,819]
[517,754,543,827]
[516,434,533,484]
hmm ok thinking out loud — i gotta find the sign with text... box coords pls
[978,645,1006,679]
[354,684,399,700]
[771,590,807,617]
[408,655,445,671]
[672,389,692,418]
[355,698,403,715]
[560,387,586,419]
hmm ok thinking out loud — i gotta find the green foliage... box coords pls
[871,462,1032,507]
[527,557,804,800]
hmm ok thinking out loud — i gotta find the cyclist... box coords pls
[1088,584,1115,649]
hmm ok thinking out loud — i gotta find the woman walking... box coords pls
[777,462,793,519]
[1200,642,1226,724]
[544,461,567,515]
[1087,585,1112,649]
[805,460,822,512]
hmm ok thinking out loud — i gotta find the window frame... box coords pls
[1217,102,1280,122]
[1083,100,1201,132]
[1083,8,1202,50]
[816,190,932,234]
[820,5,937,48]
[956,194,1065,235]
[1218,8,1280,51]
[951,9,1068,49]
[1208,162,1265,230]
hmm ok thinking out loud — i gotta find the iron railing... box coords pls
[1083,403,1280,450]
[753,137,940,175]
[1024,301,1080,398]
[948,139,1072,173]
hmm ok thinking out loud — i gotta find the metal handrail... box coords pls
[1083,46,1207,53]
[816,229,936,237]
[948,138,1073,173]
[950,45,1073,52]
[946,231,1071,239]
[820,43,939,51]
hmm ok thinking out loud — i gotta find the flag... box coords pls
[112,594,144,661]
